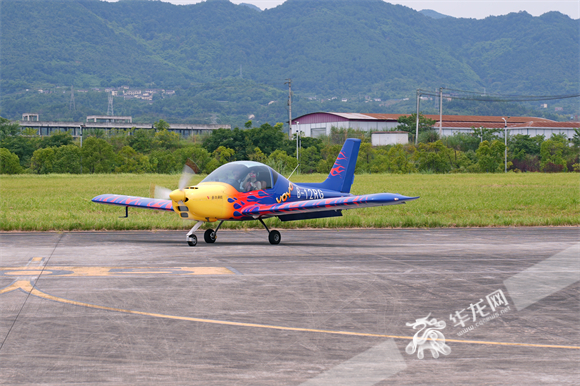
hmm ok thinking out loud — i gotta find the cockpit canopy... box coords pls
[201,161,280,192]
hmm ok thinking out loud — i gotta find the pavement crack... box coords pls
[0,232,65,352]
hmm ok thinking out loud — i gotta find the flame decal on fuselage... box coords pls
[330,165,346,176]
[228,189,273,219]
[329,150,348,177]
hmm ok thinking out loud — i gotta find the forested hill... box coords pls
[2,0,578,98]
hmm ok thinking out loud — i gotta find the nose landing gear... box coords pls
[187,234,197,246]
[186,221,203,247]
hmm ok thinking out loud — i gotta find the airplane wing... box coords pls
[92,194,174,212]
[238,193,419,218]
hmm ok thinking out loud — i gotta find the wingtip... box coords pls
[398,195,420,201]
[91,194,105,202]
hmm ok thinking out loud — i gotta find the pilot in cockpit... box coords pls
[223,168,244,191]
[242,170,263,192]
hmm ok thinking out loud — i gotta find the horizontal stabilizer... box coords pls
[240,193,419,218]
[278,209,343,222]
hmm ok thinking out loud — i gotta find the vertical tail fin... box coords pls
[320,138,361,193]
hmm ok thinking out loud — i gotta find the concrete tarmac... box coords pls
[0,227,578,385]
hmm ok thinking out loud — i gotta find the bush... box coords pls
[511,154,540,172]
[540,139,567,172]
[387,144,415,174]
[542,162,565,173]
[413,140,452,173]
[82,137,115,173]
[54,144,82,174]
[115,146,152,173]
[267,149,297,175]
[31,147,56,174]
[445,132,481,153]
[0,148,22,174]
[476,140,509,173]
[418,130,440,144]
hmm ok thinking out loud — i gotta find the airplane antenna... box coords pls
[286,164,300,180]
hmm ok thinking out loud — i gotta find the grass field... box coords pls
[0,173,578,231]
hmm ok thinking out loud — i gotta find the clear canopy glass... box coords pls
[201,161,278,192]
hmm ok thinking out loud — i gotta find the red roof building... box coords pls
[292,112,579,139]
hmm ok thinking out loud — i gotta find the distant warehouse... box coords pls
[19,115,230,138]
[291,112,579,140]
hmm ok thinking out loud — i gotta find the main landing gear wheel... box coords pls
[268,230,281,245]
[204,229,217,244]
[187,234,197,247]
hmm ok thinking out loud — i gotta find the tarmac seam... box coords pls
[0,233,64,352]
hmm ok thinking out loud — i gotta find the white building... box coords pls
[371,131,409,146]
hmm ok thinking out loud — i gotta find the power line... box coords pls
[443,87,579,99]
[417,88,580,102]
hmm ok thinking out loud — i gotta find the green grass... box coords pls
[0,173,578,231]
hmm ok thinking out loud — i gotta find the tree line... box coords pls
[1,116,578,176]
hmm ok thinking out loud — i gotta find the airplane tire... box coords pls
[268,230,281,245]
[187,234,197,247]
[204,229,217,243]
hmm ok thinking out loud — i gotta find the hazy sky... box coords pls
[155,0,579,19]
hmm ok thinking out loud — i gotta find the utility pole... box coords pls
[69,86,75,111]
[502,117,509,173]
[80,124,84,174]
[439,87,443,137]
[415,90,420,145]
[285,79,292,139]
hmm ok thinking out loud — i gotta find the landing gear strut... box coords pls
[186,221,203,247]
[259,218,281,245]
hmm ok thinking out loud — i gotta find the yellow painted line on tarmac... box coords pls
[31,257,43,262]
[2,279,578,351]
[4,270,45,276]
[0,266,234,277]
[0,280,28,294]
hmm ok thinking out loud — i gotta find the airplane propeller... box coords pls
[151,159,200,201]
[152,185,172,200]
[178,159,198,191]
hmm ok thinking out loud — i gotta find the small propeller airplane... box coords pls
[92,138,419,246]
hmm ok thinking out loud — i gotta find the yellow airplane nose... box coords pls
[169,189,185,202]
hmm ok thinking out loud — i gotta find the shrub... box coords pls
[0,148,22,174]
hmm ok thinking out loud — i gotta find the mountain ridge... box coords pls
[1,0,578,124]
